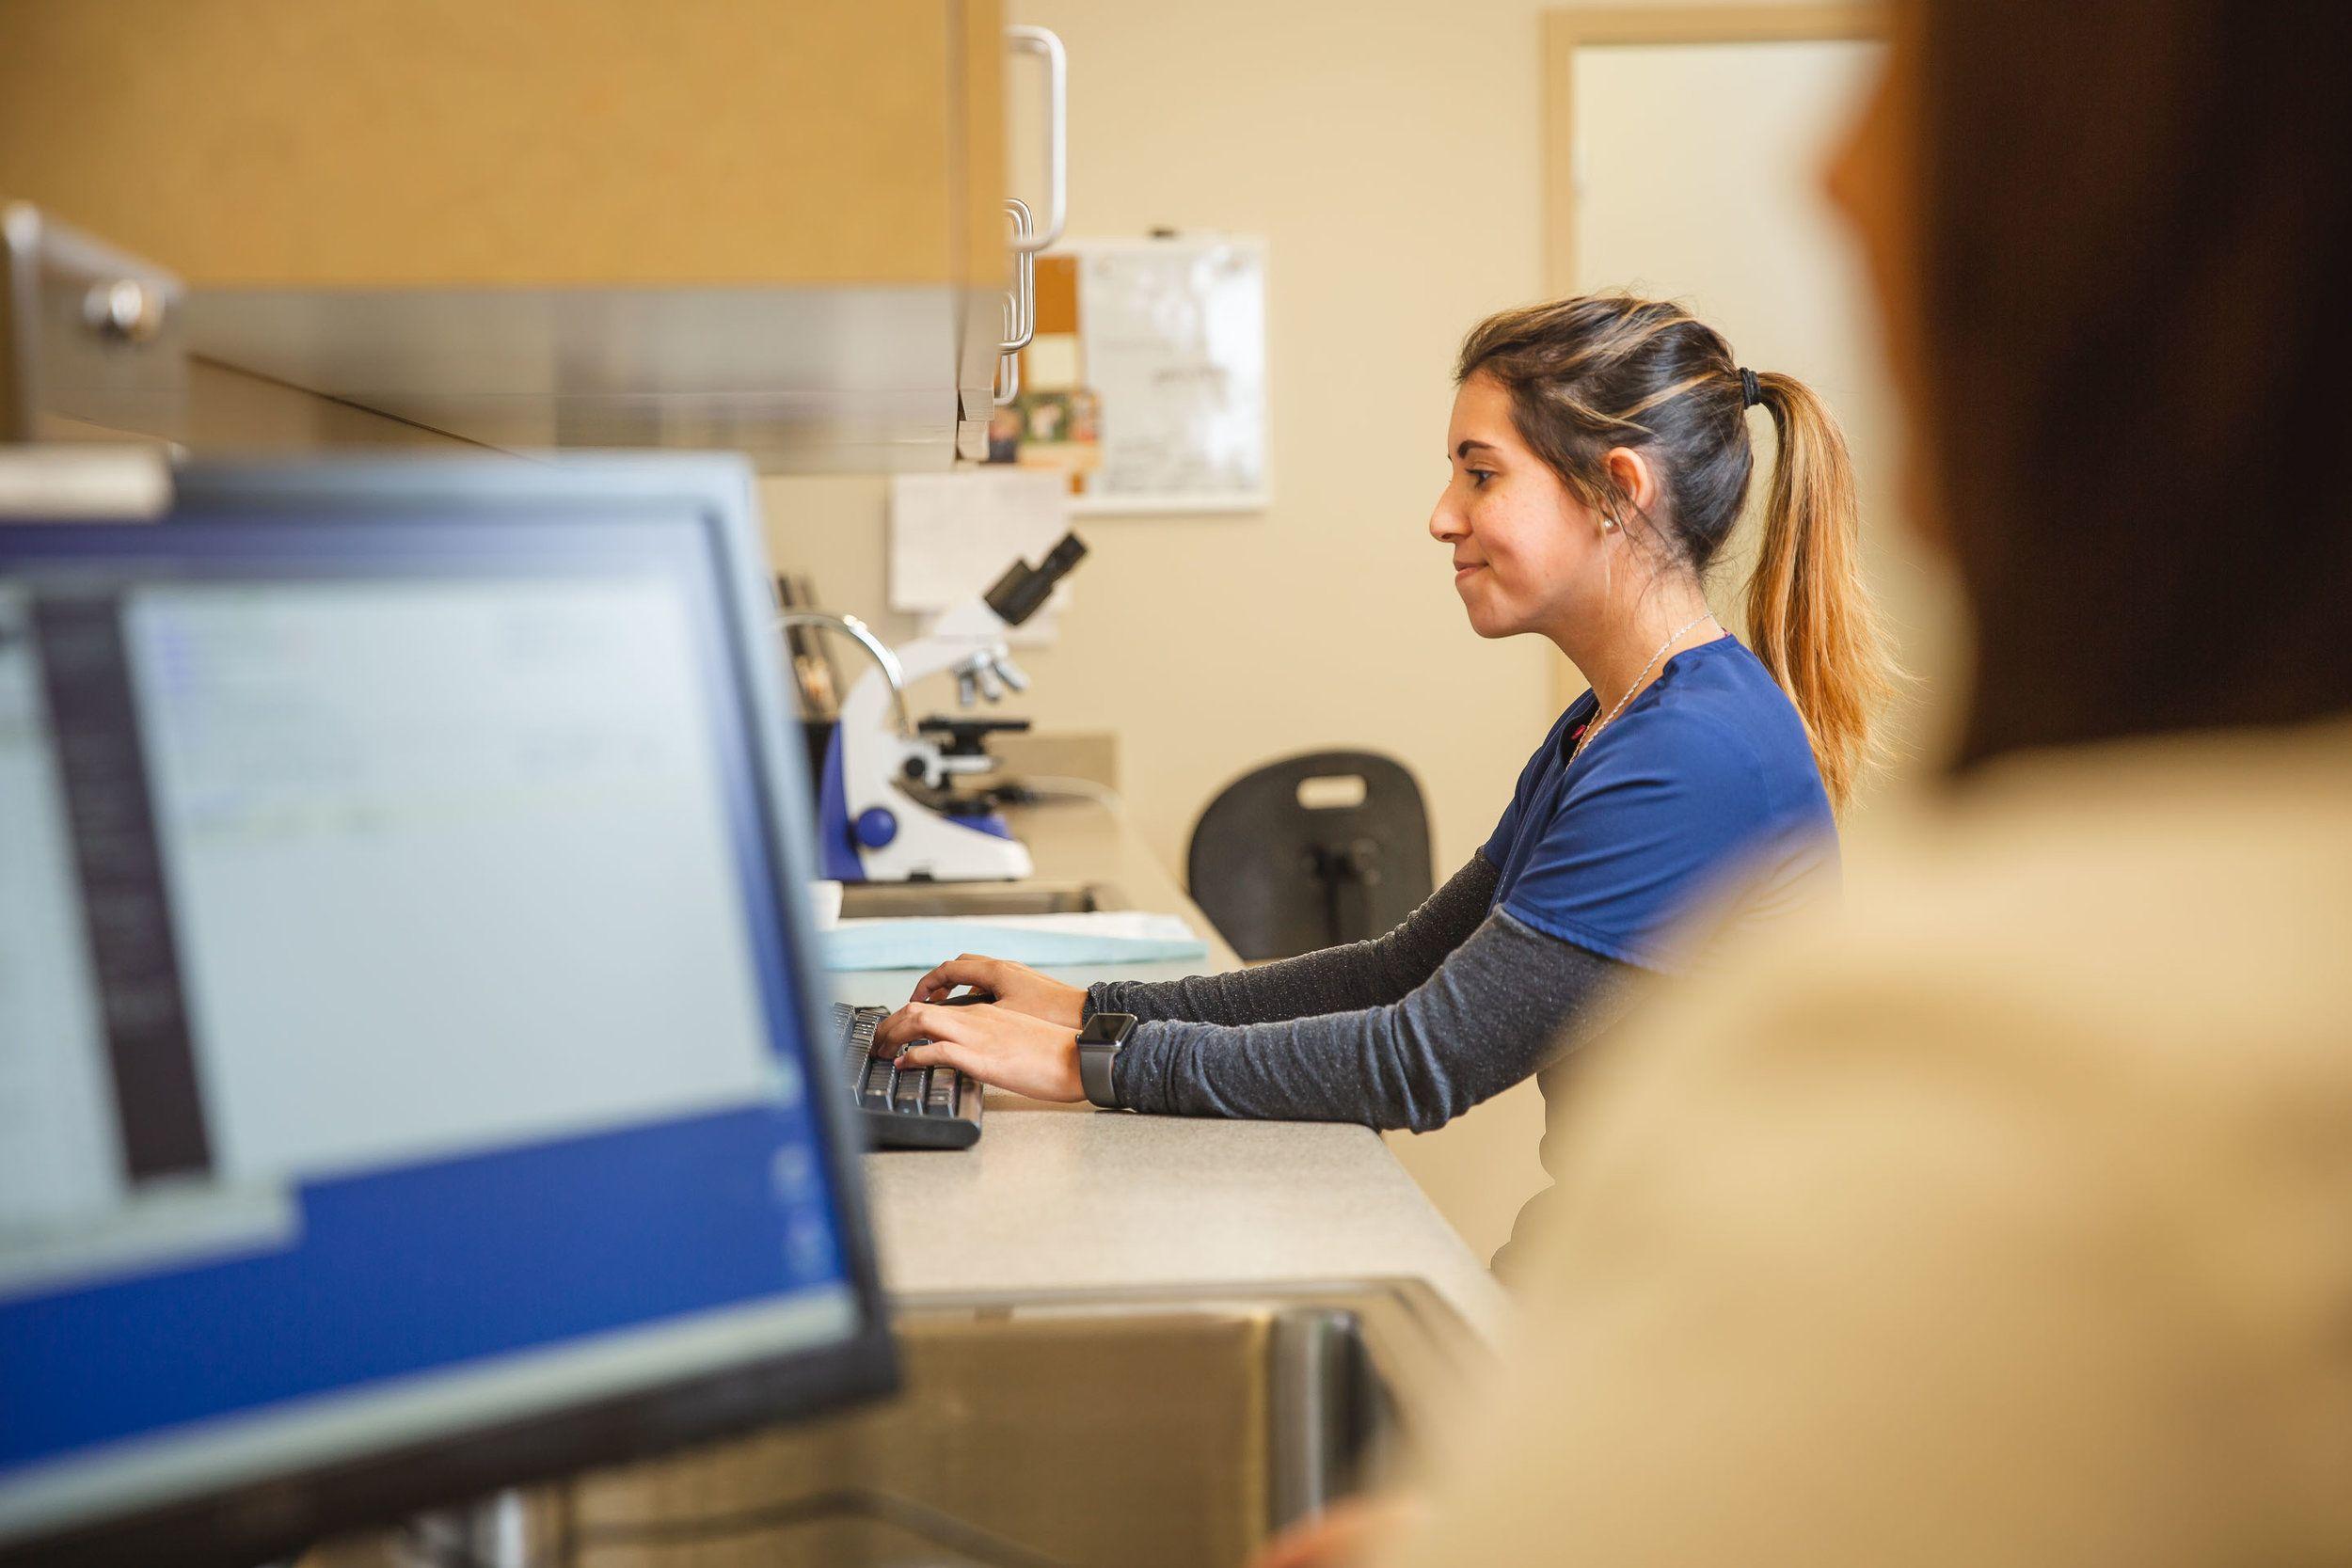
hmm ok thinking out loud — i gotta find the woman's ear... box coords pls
[1602,447,1661,519]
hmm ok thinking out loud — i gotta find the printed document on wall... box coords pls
[1075,238,1268,515]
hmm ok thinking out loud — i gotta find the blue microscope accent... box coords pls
[817,723,864,881]
[816,720,1018,879]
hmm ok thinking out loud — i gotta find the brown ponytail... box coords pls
[1457,293,1900,810]
[1744,372,1900,809]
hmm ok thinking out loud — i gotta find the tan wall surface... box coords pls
[764,0,1899,1265]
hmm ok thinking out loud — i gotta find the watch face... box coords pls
[1077,1011,1136,1047]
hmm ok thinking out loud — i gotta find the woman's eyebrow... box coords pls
[1454,438,1502,459]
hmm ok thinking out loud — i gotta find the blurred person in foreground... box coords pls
[1260,1,2352,1563]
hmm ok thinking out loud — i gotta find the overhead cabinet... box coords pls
[0,0,1040,468]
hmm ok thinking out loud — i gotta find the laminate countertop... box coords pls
[829,799,1510,1338]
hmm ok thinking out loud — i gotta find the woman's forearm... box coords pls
[1107,911,1634,1131]
[1087,855,1502,1027]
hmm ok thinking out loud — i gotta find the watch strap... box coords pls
[1075,1012,1136,1108]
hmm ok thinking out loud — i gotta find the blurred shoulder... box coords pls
[1600,719,2352,1151]
[1397,721,2352,1568]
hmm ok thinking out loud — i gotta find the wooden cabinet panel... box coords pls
[0,0,1006,290]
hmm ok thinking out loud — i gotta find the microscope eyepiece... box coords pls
[983,531,1089,626]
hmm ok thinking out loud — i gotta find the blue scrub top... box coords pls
[1481,634,1836,972]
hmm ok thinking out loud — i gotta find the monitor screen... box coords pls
[0,472,888,1565]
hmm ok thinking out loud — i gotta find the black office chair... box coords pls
[1186,751,1435,961]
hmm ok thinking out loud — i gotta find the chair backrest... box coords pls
[1185,750,1435,961]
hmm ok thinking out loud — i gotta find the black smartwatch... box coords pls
[1074,1011,1137,1108]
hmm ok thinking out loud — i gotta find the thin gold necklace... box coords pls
[1571,610,1717,762]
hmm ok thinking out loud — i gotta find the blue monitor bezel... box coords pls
[0,455,894,1568]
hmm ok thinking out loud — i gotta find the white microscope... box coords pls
[790,532,1087,883]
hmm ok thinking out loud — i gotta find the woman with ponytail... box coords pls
[873,293,1896,1247]
[1451,294,1895,816]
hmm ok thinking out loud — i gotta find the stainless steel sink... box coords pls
[834,879,1125,921]
[553,1280,1473,1568]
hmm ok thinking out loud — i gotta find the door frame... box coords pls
[1539,4,1885,705]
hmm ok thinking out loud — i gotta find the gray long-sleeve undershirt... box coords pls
[1085,855,1639,1134]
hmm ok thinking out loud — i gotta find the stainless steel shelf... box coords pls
[7,205,997,471]
[186,281,992,471]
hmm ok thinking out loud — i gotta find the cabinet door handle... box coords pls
[995,198,1034,406]
[998,198,1036,353]
[1006,25,1067,253]
[994,290,1022,406]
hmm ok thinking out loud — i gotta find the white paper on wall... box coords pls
[888,468,1073,611]
[1074,237,1269,515]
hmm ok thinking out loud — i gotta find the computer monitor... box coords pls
[0,455,893,1568]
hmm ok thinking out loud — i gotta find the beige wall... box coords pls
[763,0,1882,1264]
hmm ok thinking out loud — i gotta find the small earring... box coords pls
[1601,515,1620,532]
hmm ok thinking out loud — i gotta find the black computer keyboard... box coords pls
[832,1003,984,1150]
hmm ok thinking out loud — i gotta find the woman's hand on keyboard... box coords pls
[907,954,1086,1029]
[873,1001,1084,1102]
